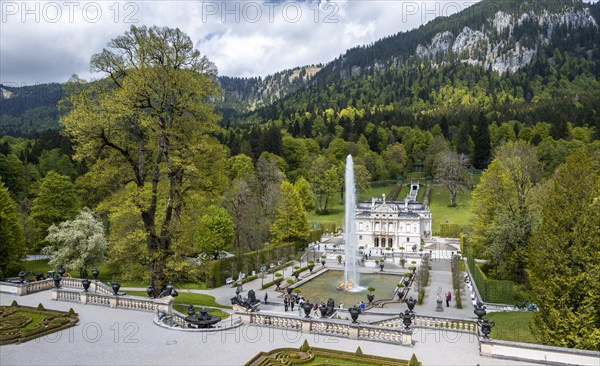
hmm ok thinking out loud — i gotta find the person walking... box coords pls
[264,293,268,304]
[446,291,451,307]
[284,298,289,311]
[290,299,295,311]
[313,303,318,317]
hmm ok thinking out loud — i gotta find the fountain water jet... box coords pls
[340,155,362,292]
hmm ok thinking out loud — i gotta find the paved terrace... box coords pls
[1,244,530,366]
[0,290,528,366]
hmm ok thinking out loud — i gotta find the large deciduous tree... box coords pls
[0,182,25,278]
[60,25,224,295]
[471,141,542,282]
[194,205,234,260]
[308,156,342,214]
[30,171,80,251]
[270,181,309,246]
[42,207,107,278]
[527,154,599,350]
[435,151,471,207]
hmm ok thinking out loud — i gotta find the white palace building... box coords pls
[355,183,432,251]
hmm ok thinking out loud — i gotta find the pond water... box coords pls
[296,270,404,307]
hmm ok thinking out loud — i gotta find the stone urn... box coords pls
[349,306,361,323]
[480,318,495,339]
[111,281,121,295]
[287,287,293,296]
[18,271,26,283]
[58,267,66,277]
[402,309,415,329]
[367,294,375,303]
[146,285,154,298]
[406,296,417,312]
[187,304,196,316]
[474,301,487,320]
[307,264,314,273]
[321,259,326,266]
[53,275,61,288]
[379,263,384,272]
[302,302,313,318]
[319,303,328,318]
[91,268,99,281]
[82,278,91,292]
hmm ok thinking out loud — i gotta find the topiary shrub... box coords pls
[409,353,422,366]
[300,339,310,352]
[67,308,76,317]
[37,303,45,311]
[10,300,18,307]
[355,346,364,356]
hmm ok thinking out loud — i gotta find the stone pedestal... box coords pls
[348,325,359,340]
[401,330,413,346]
[301,320,311,333]
[435,299,444,312]
[80,292,88,304]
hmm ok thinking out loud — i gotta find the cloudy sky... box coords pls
[1,0,485,85]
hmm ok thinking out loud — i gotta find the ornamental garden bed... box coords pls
[0,301,79,345]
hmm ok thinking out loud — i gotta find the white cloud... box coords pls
[0,0,480,85]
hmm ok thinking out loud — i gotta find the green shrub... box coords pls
[37,303,45,311]
[11,300,18,307]
[355,346,364,356]
[300,339,310,352]
[409,353,422,366]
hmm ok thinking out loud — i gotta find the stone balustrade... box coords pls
[154,311,244,332]
[51,288,172,313]
[238,311,413,346]
[0,278,114,296]
[375,314,477,333]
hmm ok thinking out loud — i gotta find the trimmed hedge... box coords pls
[465,242,514,304]
[203,242,299,288]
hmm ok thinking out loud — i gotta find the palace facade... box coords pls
[355,184,432,251]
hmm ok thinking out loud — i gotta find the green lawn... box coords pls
[487,311,537,344]
[429,187,475,232]
[20,259,206,289]
[126,290,230,309]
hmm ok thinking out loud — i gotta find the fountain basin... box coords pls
[297,270,403,306]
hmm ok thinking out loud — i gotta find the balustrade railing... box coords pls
[375,314,476,333]
[243,312,411,346]
[50,287,172,314]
